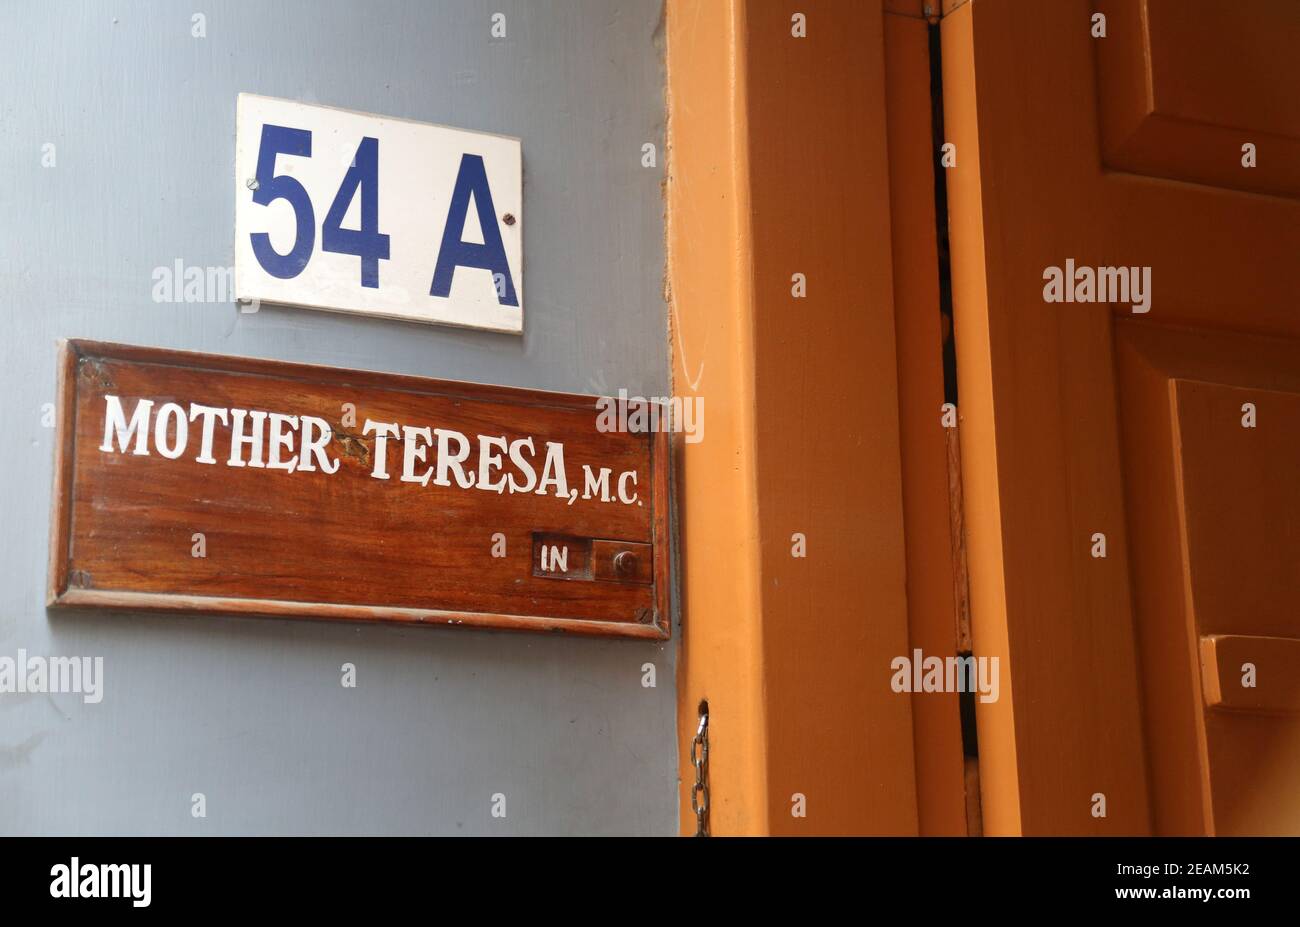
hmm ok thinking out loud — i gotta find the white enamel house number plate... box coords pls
[234,93,523,333]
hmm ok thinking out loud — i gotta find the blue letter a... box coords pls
[429,154,518,306]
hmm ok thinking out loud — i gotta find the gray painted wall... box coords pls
[0,0,674,835]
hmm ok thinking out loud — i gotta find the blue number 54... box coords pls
[250,127,390,288]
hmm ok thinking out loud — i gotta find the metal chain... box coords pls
[690,701,710,837]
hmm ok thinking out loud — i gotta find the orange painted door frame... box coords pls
[669,0,1300,838]
[667,0,968,836]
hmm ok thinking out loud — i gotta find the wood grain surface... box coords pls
[48,340,671,639]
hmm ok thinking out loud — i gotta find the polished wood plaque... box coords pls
[48,340,670,639]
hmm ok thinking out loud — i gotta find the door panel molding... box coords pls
[1096,0,1300,198]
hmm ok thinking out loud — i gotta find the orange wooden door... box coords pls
[942,0,1300,835]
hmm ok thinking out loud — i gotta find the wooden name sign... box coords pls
[48,341,671,639]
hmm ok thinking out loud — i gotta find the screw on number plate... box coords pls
[246,178,259,191]
[502,213,516,226]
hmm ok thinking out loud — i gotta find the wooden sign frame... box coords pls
[48,340,671,640]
